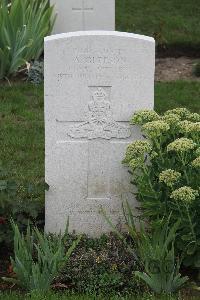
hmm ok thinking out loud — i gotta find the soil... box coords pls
[155,57,200,82]
[156,45,200,59]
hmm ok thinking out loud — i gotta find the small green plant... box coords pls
[193,61,200,77]
[59,233,143,296]
[101,202,139,260]
[135,220,188,294]
[0,0,55,79]
[3,221,81,292]
[123,108,200,272]
[0,161,46,247]
[27,61,44,84]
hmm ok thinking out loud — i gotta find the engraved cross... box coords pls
[72,0,94,30]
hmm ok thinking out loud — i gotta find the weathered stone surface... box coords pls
[45,31,155,236]
[51,0,115,34]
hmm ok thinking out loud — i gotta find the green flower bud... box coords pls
[159,169,181,187]
[170,186,199,204]
[167,138,196,153]
[131,110,160,125]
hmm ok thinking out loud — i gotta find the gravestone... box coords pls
[45,31,155,236]
[51,0,115,34]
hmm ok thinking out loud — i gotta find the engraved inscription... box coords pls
[56,47,130,83]
[58,72,129,81]
[67,87,131,140]
[73,47,127,65]
[74,55,126,64]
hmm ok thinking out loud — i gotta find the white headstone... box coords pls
[45,31,155,236]
[51,0,115,34]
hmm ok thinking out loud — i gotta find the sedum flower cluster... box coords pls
[196,148,200,156]
[167,138,196,153]
[189,122,200,133]
[142,120,170,138]
[162,113,181,126]
[123,140,152,164]
[170,186,199,204]
[191,156,200,168]
[178,120,194,133]
[150,151,158,159]
[178,121,200,134]
[159,169,181,188]
[164,108,191,119]
[187,113,200,122]
[129,158,143,170]
[131,110,160,125]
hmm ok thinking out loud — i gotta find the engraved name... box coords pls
[74,55,127,64]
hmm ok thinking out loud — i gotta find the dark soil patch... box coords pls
[155,57,200,82]
[157,45,200,58]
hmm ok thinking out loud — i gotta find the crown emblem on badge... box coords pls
[93,88,107,100]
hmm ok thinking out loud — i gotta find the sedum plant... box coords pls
[123,108,200,272]
[3,221,81,292]
[0,0,55,79]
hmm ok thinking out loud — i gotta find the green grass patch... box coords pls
[116,0,200,51]
[0,84,44,183]
[155,81,200,113]
[0,292,185,300]
[0,82,200,182]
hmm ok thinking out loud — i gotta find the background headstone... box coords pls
[51,0,115,34]
[45,31,155,236]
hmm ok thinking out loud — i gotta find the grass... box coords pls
[0,81,200,182]
[155,81,200,113]
[0,292,189,300]
[116,0,200,51]
[0,84,44,183]
[0,293,101,300]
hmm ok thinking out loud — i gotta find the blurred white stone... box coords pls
[51,0,115,34]
[44,31,155,236]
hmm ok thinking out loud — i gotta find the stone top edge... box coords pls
[44,31,155,43]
